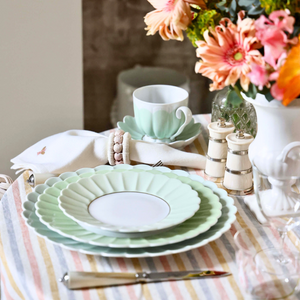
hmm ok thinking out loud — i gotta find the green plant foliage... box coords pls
[227,87,244,107]
[216,0,265,21]
[186,10,222,46]
[226,81,259,105]
[260,0,299,15]
[243,83,257,99]
[260,86,274,101]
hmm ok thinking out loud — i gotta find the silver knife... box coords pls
[60,270,231,289]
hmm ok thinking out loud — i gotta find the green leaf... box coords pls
[216,0,228,12]
[244,83,257,99]
[215,0,264,21]
[227,89,243,107]
[265,92,273,102]
[250,85,273,101]
[229,0,237,17]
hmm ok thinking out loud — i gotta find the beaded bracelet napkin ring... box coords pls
[108,130,131,165]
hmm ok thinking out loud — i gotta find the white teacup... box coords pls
[114,66,190,125]
[133,85,192,141]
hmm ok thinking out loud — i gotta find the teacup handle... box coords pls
[170,106,193,141]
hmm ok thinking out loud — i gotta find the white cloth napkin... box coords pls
[130,140,206,169]
[11,130,206,174]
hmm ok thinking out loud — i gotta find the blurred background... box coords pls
[83,0,213,132]
[0,0,213,178]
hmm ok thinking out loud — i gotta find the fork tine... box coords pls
[152,160,163,167]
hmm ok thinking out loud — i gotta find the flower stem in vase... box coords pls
[211,87,257,137]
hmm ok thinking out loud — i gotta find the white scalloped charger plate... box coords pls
[34,168,221,248]
[57,171,200,236]
[22,165,237,257]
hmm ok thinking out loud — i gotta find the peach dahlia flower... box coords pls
[145,0,206,41]
[195,12,263,91]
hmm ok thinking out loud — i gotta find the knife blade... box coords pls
[60,270,231,289]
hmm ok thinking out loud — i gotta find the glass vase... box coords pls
[211,87,257,137]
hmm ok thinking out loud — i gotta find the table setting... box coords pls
[2,1,300,300]
[2,110,300,299]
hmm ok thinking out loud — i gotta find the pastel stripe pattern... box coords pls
[1,114,300,300]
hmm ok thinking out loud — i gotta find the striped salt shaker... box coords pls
[205,118,235,178]
[223,129,254,195]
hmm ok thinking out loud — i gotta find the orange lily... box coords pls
[277,38,300,106]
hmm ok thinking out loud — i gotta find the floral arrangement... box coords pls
[144,0,300,106]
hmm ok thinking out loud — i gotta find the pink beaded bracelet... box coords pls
[107,130,131,166]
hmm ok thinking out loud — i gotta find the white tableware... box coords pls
[22,164,237,257]
[244,94,300,215]
[111,66,190,127]
[223,130,254,194]
[117,115,201,149]
[34,167,221,247]
[57,171,200,237]
[133,85,192,141]
[205,118,235,178]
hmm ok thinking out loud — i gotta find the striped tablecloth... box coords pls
[1,114,300,300]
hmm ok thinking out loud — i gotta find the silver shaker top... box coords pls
[208,118,235,139]
[226,130,254,151]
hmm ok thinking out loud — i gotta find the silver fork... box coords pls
[152,160,163,167]
[27,162,164,187]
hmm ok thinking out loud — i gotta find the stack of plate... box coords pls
[22,165,237,258]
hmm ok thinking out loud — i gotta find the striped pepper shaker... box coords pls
[223,130,254,195]
[205,118,235,178]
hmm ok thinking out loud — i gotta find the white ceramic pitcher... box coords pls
[244,94,300,215]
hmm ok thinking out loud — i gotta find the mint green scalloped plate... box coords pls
[57,171,200,236]
[23,165,237,257]
[35,168,221,248]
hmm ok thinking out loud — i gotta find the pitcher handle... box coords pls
[277,141,300,163]
[170,107,193,141]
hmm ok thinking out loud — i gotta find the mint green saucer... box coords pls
[117,116,201,149]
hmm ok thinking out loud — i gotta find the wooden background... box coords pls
[83,0,214,132]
